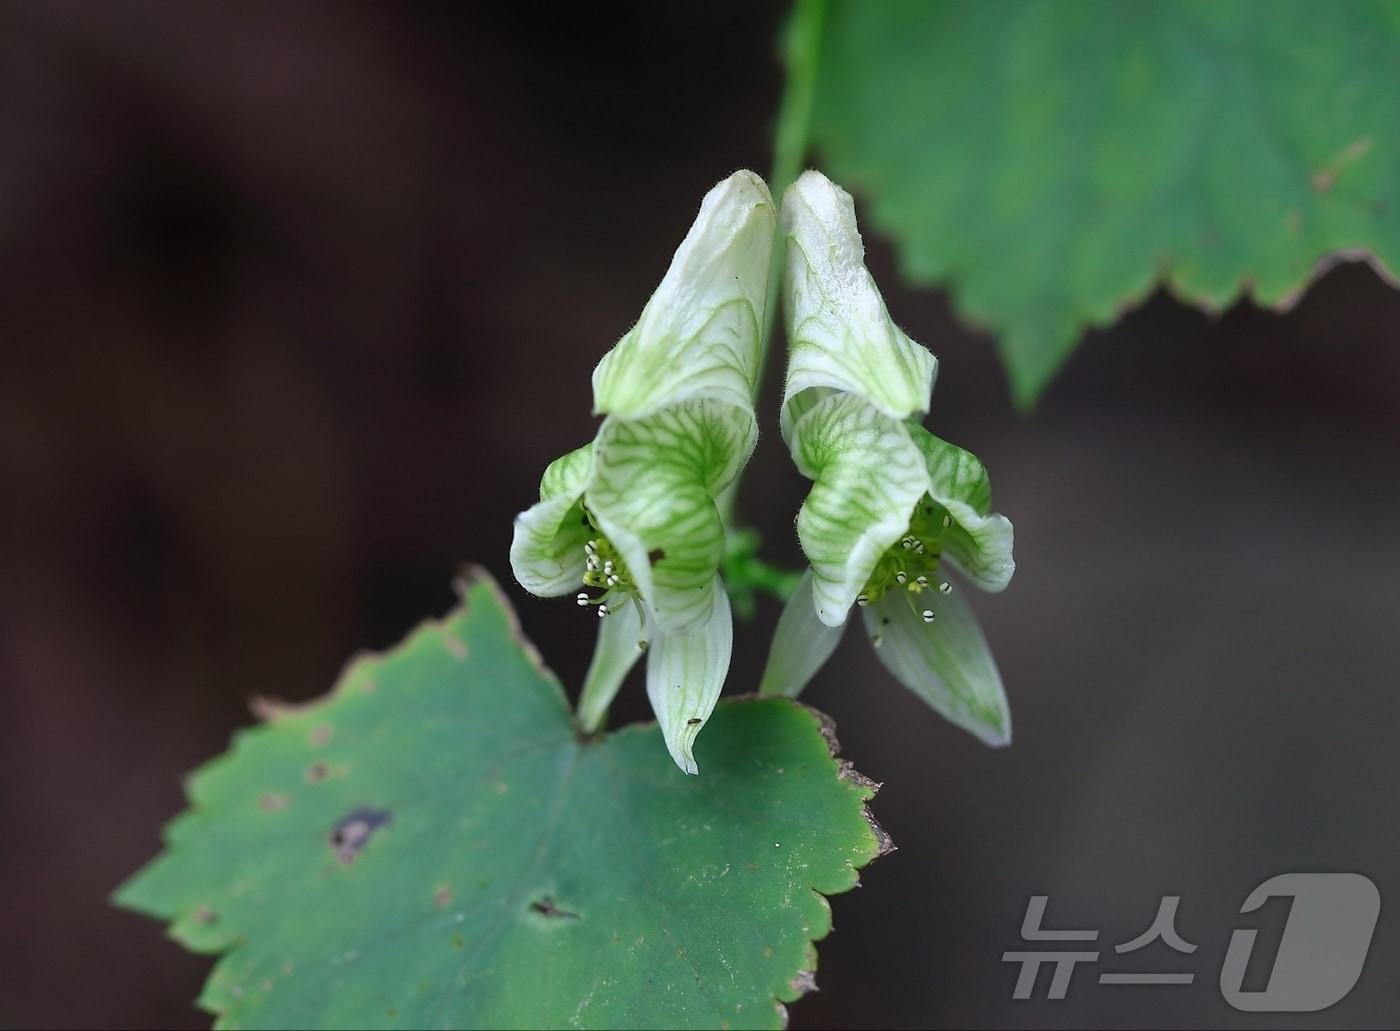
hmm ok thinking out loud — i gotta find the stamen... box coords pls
[597,604,609,619]
[895,571,907,585]
[921,609,935,623]
[576,593,589,606]
[856,594,869,606]
[939,581,952,594]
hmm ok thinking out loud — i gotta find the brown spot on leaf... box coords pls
[647,548,666,564]
[811,706,841,754]
[306,761,329,783]
[433,885,453,910]
[259,792,290,813]
[308,724,333,748]
[789,970,818,997]
[330,807,392,864]
[192,905,218,925]
[864,807,896,858]
[442,630,468,660]
[837,759,881,796]
[529,896,580,920]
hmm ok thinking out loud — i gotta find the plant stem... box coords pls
[717,0,826,528]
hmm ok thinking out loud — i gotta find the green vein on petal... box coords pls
[909,426,992,515]
[588,401,755,633]
[790,391,929,627]
[645,576,733,775]
[509,443,594,597]
[909,425,1014,592]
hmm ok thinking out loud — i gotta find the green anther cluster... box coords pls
[858,498,955,618]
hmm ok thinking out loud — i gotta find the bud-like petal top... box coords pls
[781,169,937,439]
[593,170,775,421]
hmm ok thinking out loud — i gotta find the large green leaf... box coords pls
[115,570,887,1030]
[810,0,1400,406]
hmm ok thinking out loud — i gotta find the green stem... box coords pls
[717,0,826,528]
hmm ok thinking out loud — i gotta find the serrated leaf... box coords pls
[810,0,1400,406]
[115,570,885,1030]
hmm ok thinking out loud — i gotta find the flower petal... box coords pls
[863,584,1010,746]
[789,391,929,627]
[592,170,775,420]
[780,169,936,435]
[910,427,1015,592]
[940,502,1015,593]
[576,596,647,733]
[758,570,847,698]
[645,577,733,775]
[588,401,755,633]
[508,443,593,597]
[909,427,992,515]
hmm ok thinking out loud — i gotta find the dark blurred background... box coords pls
[3,2,1398,1028]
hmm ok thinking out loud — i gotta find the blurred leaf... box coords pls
[810,0,1400,406]
[116,570,886,1030]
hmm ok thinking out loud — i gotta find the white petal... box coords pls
[789,391,929,627]
[588,402,755,633]
[780,169,936,438]
[576,596,647,733]
[941,500,1016,593]
[592,170,775,420]
[862,582,1010,746]
[645,577,733,775]
[758,570,847,698]
[508,444,594,597]
[910,427,1015,592]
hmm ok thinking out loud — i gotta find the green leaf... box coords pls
[115,570,886,1030]
[810,0,1400,406]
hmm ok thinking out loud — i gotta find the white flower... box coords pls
[510,170,775,773]
[759,171,1015,745]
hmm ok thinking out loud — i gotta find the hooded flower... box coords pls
[758,170,1016,745]
[510,170,775,774]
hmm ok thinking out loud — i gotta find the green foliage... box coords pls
[810,0,1400,406]
[116,571,886,1030]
